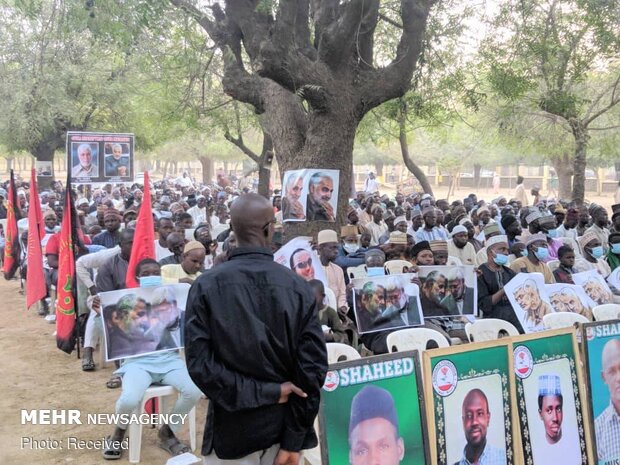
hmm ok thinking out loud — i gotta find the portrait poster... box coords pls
[350,274,424,334]
[504,272,554,333]
[35,161,53,177]
[422,342,518,465]
[546,283,596,321]
[319,351,429,465]
[273,236,328,288]
[572,270,614,306]
[511,329,594,465]
[100,283,189,362]
[581,320,620,465]
[607,267,620,292]
[66,131,134,184]
[281,169,339,223]
[416,266,478,318]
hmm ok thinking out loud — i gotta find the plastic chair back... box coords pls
[465,318,519,342]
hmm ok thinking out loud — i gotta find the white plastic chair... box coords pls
[547,259,560,272]
[384,260,411,275]
[464,319,519,342]
[386,328,449,353]
[348,264,368,280]
[128,385,196,463]
[593,304,620,321]
[326,343,361,364]
[542,312,590,330]
[324,287,337,309]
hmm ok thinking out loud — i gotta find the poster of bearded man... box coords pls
[504,273,554,333]
[546,284,596,321]
[572,270,614,306]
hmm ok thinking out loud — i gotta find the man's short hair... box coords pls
[309,172,333,187]
[77,143,92,155]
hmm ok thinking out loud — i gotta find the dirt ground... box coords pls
[0,278,207,465]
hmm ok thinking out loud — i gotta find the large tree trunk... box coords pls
[550,153,573,200]
[473,164,482,189]
[256,133,274,199]
[398,114,433,196]
[569,120,588,205]
[199,156,214,184]
[374,160,384,177]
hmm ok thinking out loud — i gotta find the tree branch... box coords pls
[378,12,403,29]
[583,73,620,126]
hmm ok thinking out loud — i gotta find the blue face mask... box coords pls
[493,253,509,266]
[612,243,620,255]
[534,247,549,261]
[547,229,558,238]
[139,276,162,288]
[367,267,385,277]
[520,249,529,258]
[590,246,604,259]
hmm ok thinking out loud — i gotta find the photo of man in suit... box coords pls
[379,278,423,328]
[441,268,476,316]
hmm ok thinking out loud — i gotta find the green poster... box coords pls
[319,351,428,465]
[425,343,515,465]
[512,329,592,465]
[582,320,620,465]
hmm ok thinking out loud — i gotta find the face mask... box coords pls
[590,246,604,259]
[367,267,385,277]
[343,243,359,254]
[546,229,558,238]
[520,249,529,257]
[140,276,162,288]
[612,244,620,255]
[493,253,509,266]
[534,247,549,261]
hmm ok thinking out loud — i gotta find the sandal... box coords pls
[106,375,122,389]
[158,436,191,456]
[102,435,122,460]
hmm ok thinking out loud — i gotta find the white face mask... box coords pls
[343,243,359,254]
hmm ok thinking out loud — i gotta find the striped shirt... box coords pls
[595,403,620,461]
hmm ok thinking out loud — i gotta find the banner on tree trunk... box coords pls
[100,284,189,361]
[581,320,620,465]
[281,169,339,223]
[572,270,614,306]
[66,131,134,184]
[504,272,554,333]
[319,351,429,465]
[35,161,53,177]
[351,274,424,334]
[511,329,594,465]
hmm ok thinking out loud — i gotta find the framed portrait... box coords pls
[504,272,555,333]
[572,270,614,306]
[581,320,620,465]
[100,283,190,362]
[511,328,594,465]
[416,266,478,319]
[103,141,132,179]
[422,341,518,465]
[350,274,424,334]
[319,351,429,465]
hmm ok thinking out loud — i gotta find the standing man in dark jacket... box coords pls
[185,193,328,465]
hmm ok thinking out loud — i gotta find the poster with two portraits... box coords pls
[281,169,339,223]
[66,131,134,184]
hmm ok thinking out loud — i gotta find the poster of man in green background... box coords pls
[319,352,428,464]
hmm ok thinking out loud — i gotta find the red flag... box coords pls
[126,171,154,288]
[26,169,46,308]
[56,176,77,354]
[3,170,21,279]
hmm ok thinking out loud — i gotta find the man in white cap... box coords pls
[415,206,448,243]
[317,229,348,314]
[448,225,477,266]
[534,374,580,465]
[510,233,556,284]
[187,194,208,225]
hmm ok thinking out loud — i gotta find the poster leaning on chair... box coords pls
[318,350,429,465]
[581,319,620,465]
[510,328,594,465]
[422,341,519,465]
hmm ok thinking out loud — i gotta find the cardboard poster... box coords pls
[511,329,594,465]
[350,274,424,334]
[504,272,554,333]
[281,169,339,223]
[100,283,189,361]
[319,351,429,465]
[35,161,53,177]
[416,266,478,319]
[546,283,596,321]
[273,236,328,288]
[582,320,620,465]
[67,131,134,184]
[573,270,614,306]
[607,267,620,292]
[422,342,518,465]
